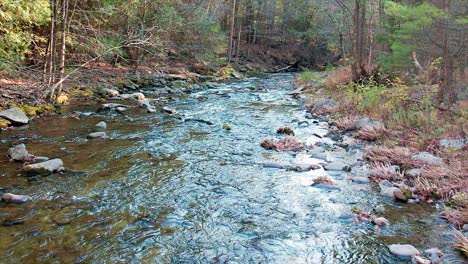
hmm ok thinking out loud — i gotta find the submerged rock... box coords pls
[7,144,30,161]
[289,164,321,172]
[23,158,64,175]
[101,103,129,110]
[95,121,107,129]
[2,193,32,204]
[162,106,176,114]
[312,183,341,191]
[0,106,29,125]
[262,162,284,169]
[87,132,107,139]
[388,244,420,257]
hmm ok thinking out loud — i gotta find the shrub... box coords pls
[454,229,468,257]
[356,125,387,141]
[325,67,352,89]
[299,71,320,83]
[334,115,359,131]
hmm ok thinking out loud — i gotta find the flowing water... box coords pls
[0,74,464,263]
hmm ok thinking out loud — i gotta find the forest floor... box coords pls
[295,68,468,237]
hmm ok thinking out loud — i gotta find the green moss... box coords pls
[21,104,56,117]
[0,118,10,128]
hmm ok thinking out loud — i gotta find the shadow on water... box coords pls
[0,74,465,263]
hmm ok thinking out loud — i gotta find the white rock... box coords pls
[412,256,431,264]
[95,121,107,129]
[0,106,29,125]
[87,132,107,139]
[23,158,64,175]
[412,152,443,165]
[380,187,400,198]
[2,193,32,203]
[7,144,30,161]
[373,217,390,226]
[388,244,420,257]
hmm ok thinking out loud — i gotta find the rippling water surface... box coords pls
[0,74,464,263]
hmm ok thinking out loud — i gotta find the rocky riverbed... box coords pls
[0,74,465,263]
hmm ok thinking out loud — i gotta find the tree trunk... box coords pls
[228,0,237,63]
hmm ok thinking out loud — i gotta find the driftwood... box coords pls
[275,60,301,73]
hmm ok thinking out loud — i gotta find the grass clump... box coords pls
[261,137,304,151]
[276,127,295,136]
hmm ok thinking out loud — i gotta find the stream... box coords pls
[0,74,464,263]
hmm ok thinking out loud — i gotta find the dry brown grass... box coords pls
[364,146,412,166]
[325,67,352,89]
[334,115,359,131]
[261,137,304,151]
[356,125,387,141]
[276,127,295,136]
[369,162,404,181]
[413,165,468,199]
[313,176,334,185]
[454,229,468,257]
[441,210,468,229]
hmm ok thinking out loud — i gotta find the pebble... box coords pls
[87,132,107,139]
[95,121,107,129]
[373,217,390,226]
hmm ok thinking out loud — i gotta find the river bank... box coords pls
[293,69,468,260]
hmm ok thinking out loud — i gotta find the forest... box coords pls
[0,0,467,263]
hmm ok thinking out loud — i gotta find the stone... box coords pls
[324,161,349,171]
[373,204,385,213]
[95,121,107,129]
[350,176,370,184]
[312,99,336,112]
[162,106,176,114]
[0,106,29,125]
[463,224,468,231]
[373,217,390,226]
[2,193,32,204]
[393,188,408,202]
[412,256,431,264]
[405,168,421,178]
[87,132,107,139]
[353,117,385,130]
[412,152,444,165]
[7,144,30,161]
[290,164,321,172]
[23,158,64,175]
[439,138,466,150]
[380,187,400,198]
[100,88,119,97]
[101,103,128,110]
[132,92,145,100]
[34,156,49,162]
[388,244,420,257]
[115,107,127,112]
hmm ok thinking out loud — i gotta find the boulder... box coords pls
[353,117,385,130]
[412,152,444,165]
[7,144,30,161]
[312,183,341,191]
[95,121,107,129]
[388,244,420,257]
[2,193,32,204]
[380,187,401,198]
[87,132,107,139]
[23,158,64,175]
[0,106,29,125]
[350,176,370,184]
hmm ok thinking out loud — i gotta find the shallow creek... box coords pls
[0,74,464,263]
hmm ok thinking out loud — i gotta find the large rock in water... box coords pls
[7,144,30,161]
[388,244,420,257]
[23,158,64,175]
[0,106,29,125]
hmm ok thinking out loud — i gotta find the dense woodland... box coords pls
[0,0,466,102]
